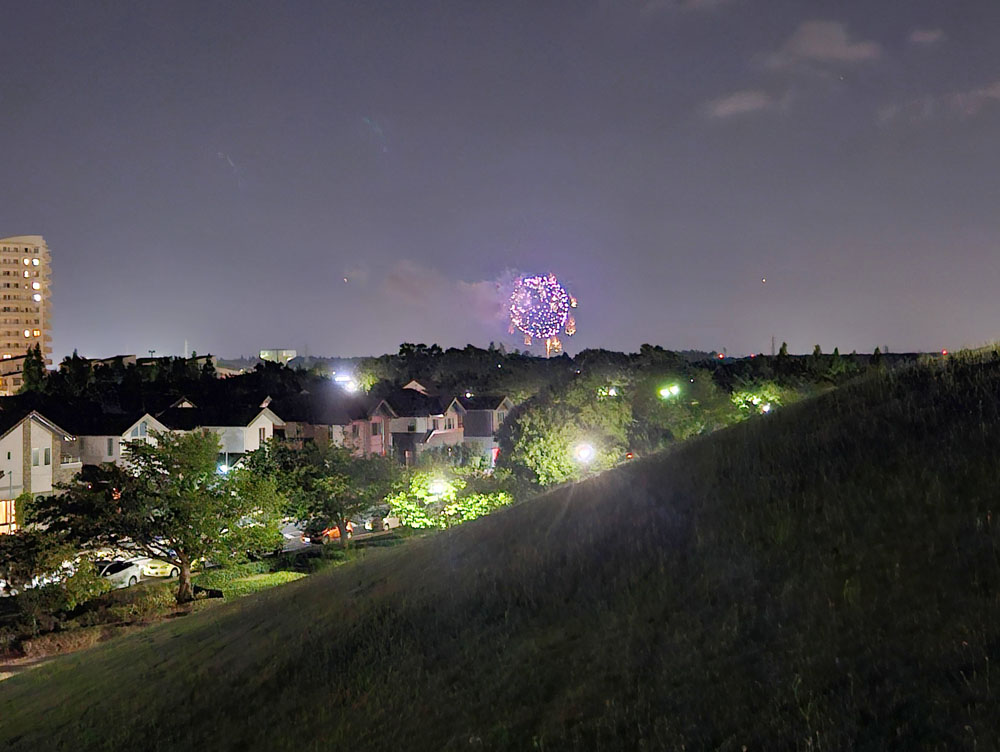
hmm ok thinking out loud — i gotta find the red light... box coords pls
[718,353,724,359]
[749,353,756,358]
[941,349,948,356]
[625,452,634,460]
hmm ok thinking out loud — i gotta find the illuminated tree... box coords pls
[385,470,513,529]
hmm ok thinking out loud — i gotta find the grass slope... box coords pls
[4,355,1000,750]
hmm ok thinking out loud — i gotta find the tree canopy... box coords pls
[29,431,283,602]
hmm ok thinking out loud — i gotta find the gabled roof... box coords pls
[157,403,282,431]
[375,389,457,419]
[457,394,512,411]
[73,410,162,437]
[0,408,75,443]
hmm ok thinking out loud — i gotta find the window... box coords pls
[43,447,51,466]
[31,448,39,466]
[32,258,39,266]
[0,499,15,532]
[259,426,266,443]
[497,411,507,425]
[6,451,10,460]
[352,424,359,437]
[445,418,454,430]
[407,421,416,432]
[370,422,381,436]
[139,421,147,437]
[130,427,138,438]
[433,419,441,430]
[107,438,114,455]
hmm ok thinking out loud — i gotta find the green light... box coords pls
[658,384,681,399]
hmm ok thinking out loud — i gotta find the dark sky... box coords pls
[2,0,999,359]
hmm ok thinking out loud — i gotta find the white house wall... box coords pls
[28,419,55,496]
[0,424,24,499]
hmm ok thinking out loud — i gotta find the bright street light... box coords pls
[658,384,681,399]
[573,442,596,465]
[429,478,449,497]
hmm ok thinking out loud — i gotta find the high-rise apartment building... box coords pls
[0,235,51,364]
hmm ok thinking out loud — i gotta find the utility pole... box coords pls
[771,335,776,357]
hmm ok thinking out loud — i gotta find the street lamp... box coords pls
[658,384,680,399]
[429,478,449,497]
[573,442,596,465]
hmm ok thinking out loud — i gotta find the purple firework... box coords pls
[509,274,572,340]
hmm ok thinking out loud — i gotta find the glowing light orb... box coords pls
[509,274,575,343]
[573,442,596,464]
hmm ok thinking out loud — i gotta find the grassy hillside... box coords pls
[4,353,1000,750]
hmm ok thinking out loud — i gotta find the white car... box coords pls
[97,559,148,589]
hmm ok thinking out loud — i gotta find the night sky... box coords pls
[2,1,999,360]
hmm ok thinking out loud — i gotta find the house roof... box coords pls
[457,394,510,411]
[377,389,455,418]
[156,402,280,431]
[268,384,367,426]
[0,408,75,442]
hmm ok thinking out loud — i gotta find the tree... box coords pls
[30,431,283,603]
[19,344,46,393]
[778,342,789,357]
[500,402,585,485]
[275,443,399,542]
[0,529,108,632]
[385,470,514,529]
[0,529,69,597]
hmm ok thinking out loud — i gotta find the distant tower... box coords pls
[0,235,52,364]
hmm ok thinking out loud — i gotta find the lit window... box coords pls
[32,330,40,337]
[31,282,40,290]
[22,329,30,338]
[32,294,41,302]
[31,259,39,266]
[22,259,29,266]
[23,271,29,278]
[1,354,8,359]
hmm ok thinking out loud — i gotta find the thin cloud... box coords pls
[909,29,945,45]
[705,90,774,118]
[876,96,937,126]
[878,80,1000,126]
[768,21,881,68]
[381,261,514,327]
[950,80,1000,117]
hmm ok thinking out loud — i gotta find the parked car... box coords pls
[301,521,354,544]
[362,515,401,532]
[142,559,180,578]
[97,559,147,589]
